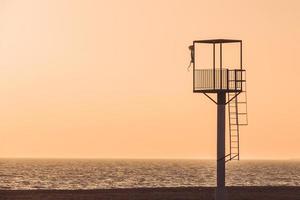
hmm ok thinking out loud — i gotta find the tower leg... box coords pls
[216,92,226,200]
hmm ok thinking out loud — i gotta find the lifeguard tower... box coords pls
[189,39,248,200]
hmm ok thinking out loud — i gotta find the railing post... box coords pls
[241,70,243,91]
[226,69,229,91]
[235,70,237,91]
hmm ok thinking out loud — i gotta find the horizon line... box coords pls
[0,157,299,161]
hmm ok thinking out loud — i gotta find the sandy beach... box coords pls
[0,187,299,200]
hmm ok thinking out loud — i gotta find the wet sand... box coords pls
[0,187,299,200]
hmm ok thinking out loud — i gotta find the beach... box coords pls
[0,187,299,200]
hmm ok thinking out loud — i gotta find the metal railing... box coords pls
[194,68,245,91]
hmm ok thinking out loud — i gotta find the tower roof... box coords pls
[193,39,242,44]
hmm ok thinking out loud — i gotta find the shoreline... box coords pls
[0,186,299,200]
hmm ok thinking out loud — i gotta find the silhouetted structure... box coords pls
[189,39,248,200]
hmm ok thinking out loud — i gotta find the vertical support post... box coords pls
[240,41,243,70]
[240,41,243,91]
[216,92,226,200]
[220,43,223,89]
[213,43,216,90]
[193,42,195,92]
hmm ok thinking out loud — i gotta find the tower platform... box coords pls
[193,68,245,94]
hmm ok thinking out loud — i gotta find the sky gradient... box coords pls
[0,0,299,159]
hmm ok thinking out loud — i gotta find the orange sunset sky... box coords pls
[0,0,299,159]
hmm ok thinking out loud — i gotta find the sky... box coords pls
[0,0,299,159]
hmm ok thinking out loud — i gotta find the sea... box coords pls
[0,159,299,190]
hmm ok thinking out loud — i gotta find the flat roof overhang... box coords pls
[193,39,242,44]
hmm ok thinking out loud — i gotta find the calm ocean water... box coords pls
[0,159,299,189]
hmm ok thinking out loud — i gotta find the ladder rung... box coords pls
[237,102,247,104]
[235,80,246,82]
[238,113,247,115]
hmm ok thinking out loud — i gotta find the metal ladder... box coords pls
[227,80,248,162]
